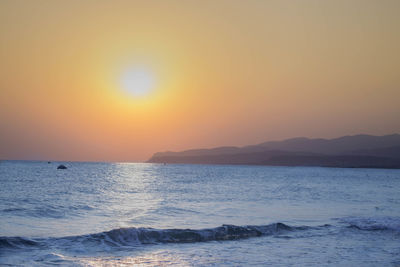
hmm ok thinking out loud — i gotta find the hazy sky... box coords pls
[1,0,399,162]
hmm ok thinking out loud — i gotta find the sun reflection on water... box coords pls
[79,253,191,267]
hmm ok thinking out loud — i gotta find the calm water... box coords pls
[1,161,400,266]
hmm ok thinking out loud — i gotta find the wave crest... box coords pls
[340,216,400,231]
[0,223,295,250]
[79,223,294,246]
[0,236,41,249]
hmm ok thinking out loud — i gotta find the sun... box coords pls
[120,67,155,97]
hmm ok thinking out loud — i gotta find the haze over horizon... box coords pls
[1,0,400,162]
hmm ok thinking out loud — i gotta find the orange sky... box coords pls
[1,0,399,162]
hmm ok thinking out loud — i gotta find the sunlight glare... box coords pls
[120,67,155,97]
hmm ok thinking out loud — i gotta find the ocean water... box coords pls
[1,161,400,266]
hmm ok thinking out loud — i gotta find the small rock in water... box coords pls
[57,164,67,170]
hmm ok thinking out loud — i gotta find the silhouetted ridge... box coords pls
[148,134,400,168]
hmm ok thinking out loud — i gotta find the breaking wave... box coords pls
[4,217,397,252]
[0,223,303,250]
[339,216,400,231]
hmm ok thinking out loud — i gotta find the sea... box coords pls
[1,161,400,266]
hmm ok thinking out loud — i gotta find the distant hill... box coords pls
[147,134,400,169]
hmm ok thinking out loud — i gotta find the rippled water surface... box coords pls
[1,161,400,266]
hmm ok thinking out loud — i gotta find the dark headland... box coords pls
[147,134,400,169]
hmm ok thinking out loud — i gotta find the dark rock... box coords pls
[57,164,67,170]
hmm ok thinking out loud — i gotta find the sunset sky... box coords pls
[1,0,399,162]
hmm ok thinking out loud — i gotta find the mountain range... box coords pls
[147,134,400,168]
